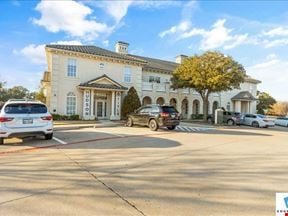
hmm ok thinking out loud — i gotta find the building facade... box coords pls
[41,42,261,120]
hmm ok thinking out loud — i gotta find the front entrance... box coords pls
[95,100,107,119]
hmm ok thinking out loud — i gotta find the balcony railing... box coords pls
[170,88,178,93]
[156,84,166,92]
[142,82,153,91]
[182,88,189,94]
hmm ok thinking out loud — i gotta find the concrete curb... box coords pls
[54,123,125,131]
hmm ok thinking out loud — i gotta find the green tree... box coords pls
[29,88,46,103]
[121,87,141,119]
[7,86,29,99]
[256,91,276,114]
[171,51,246,120]
[0,81,8,102]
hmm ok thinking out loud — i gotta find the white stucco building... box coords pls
[41,41,261,120]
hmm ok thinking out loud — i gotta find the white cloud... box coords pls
[98,1,133,23]
[159,21,191,38]
[93,0,182,24]
[102,40,109,47]
[17,40,83,65]
[247,55,288,101]
[161,18,249,50]
[33,0,111,41]
[263,27,288,37]
[263,38,288,48]
[19,44,46,65]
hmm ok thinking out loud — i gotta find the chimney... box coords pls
[115,41,129,54]
[175,54,188,64]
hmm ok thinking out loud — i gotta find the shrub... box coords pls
[52,114,80,121]
[121,87,141,119]
[191,114,204,120]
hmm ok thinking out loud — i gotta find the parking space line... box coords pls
[53,137,67,145]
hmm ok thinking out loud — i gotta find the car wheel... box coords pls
[252,121,259,128]
[149,119,158,131]
[45,133,53,140]
[126,117,133,127]
[0,138,3,145]
[167,126,176,130]
[227,119,234,126]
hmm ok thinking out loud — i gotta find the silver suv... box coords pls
[0,99,53,144]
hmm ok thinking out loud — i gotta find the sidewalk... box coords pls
[53,120,125,131]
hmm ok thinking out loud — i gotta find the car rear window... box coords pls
[161,106,177,113]
[4,103,47,114]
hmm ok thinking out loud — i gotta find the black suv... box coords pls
[126,105,180,131]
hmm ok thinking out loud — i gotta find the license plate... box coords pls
[23,118,33,124]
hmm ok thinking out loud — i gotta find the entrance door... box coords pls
[96,100,107,119]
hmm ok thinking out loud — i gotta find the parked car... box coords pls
[275,117,288,127]
[0,99,53,144]
[126,105,180,131]
[240,114,275,128]
[207,111,241,125]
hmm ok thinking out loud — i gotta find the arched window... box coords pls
[169,98,177,108]
[193,100,200,115]
[156,97,165,105]
[67,92,76,115]
[142,96,152,105]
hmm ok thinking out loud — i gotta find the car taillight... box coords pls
[160,112,170,117]
[41,116,53,121]
[0,117,14,122]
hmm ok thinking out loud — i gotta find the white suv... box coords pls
[0,99,53,144]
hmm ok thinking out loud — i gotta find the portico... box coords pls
[78,74,127,120]
[231,91,257,113]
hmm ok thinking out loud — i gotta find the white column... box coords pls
[188,99,193,119]
[90,90,94,119]
[235,101,241,113]
[110,91,115,119]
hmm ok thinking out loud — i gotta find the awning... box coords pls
[231,91,256,101]
[78,74,128,91]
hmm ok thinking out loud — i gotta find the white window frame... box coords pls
[67,58,77,77]
[66,92,77,115]
[124,67,132,83]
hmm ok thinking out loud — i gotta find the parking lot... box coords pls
[0,123,288,216]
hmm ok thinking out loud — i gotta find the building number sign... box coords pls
[84,90,90,116]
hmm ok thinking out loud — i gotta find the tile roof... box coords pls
[231,91,256,101]
[46,44,178,73]
[78,74,128,91]
[46,45,147,64]
[129,55,179,74]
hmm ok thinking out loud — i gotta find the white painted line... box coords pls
[53,137,67,145]
[113,134,126,138]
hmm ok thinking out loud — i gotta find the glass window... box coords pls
[4,103,47,114]
[66,92,76,115]
[124,67,132,83]
[226,102,231,111]
[162,106,177,113]
[67,59,77,77]
[99,62,105,69]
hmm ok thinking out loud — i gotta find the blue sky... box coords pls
[0,0,288,101]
